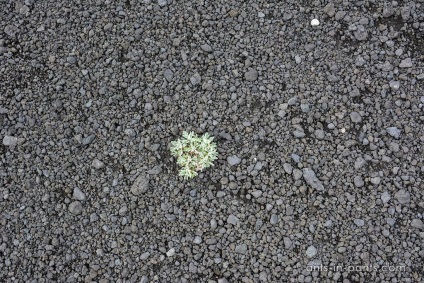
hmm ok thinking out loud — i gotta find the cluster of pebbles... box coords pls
[1,0,423,282]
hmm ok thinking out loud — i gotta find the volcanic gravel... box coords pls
[1,1,424,282]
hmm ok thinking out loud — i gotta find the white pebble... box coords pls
[311,19,320,26]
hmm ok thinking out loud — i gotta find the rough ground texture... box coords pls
[1,0,424,282]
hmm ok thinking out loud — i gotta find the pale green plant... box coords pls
[170,131,218,179]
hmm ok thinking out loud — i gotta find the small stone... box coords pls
[283,237,292,249]
[293,129,305,138]
[158,0,167,7]
[381,192,391,203]
[314,129,325,139]
[227,155,241,166]
[394,189,410,204]
[353,25,368,41]
[389,80,400,90]
[283,163,293,174]
[141,252,150,260]
[386,127,401,139]
[354,219,365,227]
[291,154,300,163]
[227,214,239,225]
[140,276,149,283]
[193,236,202,244]
[130,175,149,196]
[164,69,173,82]
[303,168,324,191]
[200,44,212,53]
[20,5,30,14]
[73,188,86,201]
[350,112,362,123]
[323,3,335,17]
[67,56,76,64]
[295,55,301,64]
[244,69,258,81]
[311,19,320,26]
[3,135,17,146]
[92,159,105,169]
[411,219,424,229]
[353,176,364,187]
[235,243,248,254]
[190,73,202,85]
[69,201,83,215]
[370,177,381,185]
[354,157,366,169]
[210,219,217,229]
[306,246,317,258]
[270,214,279,224]
[258,12,265,18]
[4,25,18,37]
[399,58,412,68]
[166,248,175,257]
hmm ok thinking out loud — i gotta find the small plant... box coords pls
[170,131,218,179]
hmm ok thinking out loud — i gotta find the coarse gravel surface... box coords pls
[1,1,424,282]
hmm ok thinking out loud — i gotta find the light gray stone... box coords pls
[381,192,391,203]
[306,246,317,258]
[227,214,239,225]
[92,159,105,169]
[350,112,362,123]
[411,219,424,229]
[73,188,86,201]
[354,219,365,227]
[227,155,241,166]
[394,189,410,204]
[386,127,401,139]
[303,168,324,191]
[399,58,412,68]
[3,135,17,146]
[235,243,248,254]
[353,176,364,187]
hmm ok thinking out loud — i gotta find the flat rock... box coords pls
[69,201,83,215]
[3,135,17,146]
[235,243,248,254]
[411,219,424,229]
[73,188,86,201]
[399,58,412,68]
[130,174,150,195]
[306,246,317,258]
[227,155,241,166]
[350,112,362,123]
[353,176,364,188]
[394,189,410,204]
[303,168,324,191]
[227,214,239,225]
[386,127,401,139]
[92,159,105,169]
[244,69,258,81]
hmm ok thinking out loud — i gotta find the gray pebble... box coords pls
[69,201,83,215]
[394,189,410,204]
[92,159,105,169]
[314,129,325,139]
[353,25,368,41]
[353,176,364,188]
[227,214,239,225]
[381,192,391,203]
[270,214,279,224]
[164,69,173,82]
[354,219,365,227]
[227,155,241,166]
[303,168,324,191]
[3,135,17,146]
[130,174,149,196]
[291,154,300,163]
[4,25,18,37]
[389,80,400,90]
[411,219,424,230]
[283,163,293,174]
[244,69,258,81]
[200,44,212,53]
[141,252,150,260]
[73,188,86,201]
[140,276,149,283]
[193,236,202,244]
[399,58,413,68]
[283,237,292,249]
[158,0,167,7]
[350,112,362,123]
[166,248,175,257]
[235,243,248,254]
[306,246,317,258]
[190,73,202,85]
[386,127,401,139]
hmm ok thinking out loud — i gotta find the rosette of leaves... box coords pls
[170,131,218,179]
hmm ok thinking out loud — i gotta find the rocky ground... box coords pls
[1,0,423,282]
